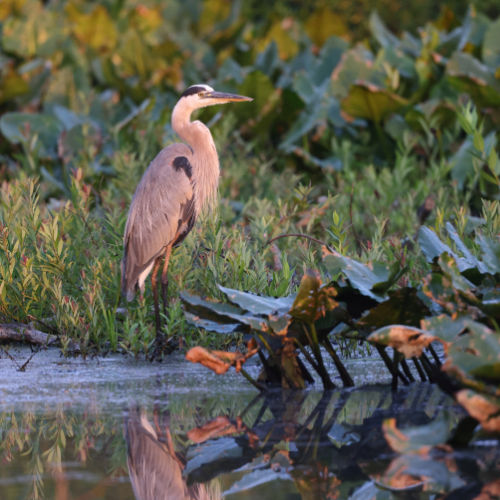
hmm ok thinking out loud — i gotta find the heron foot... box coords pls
[149,331,166,362]
[149,326,176,362]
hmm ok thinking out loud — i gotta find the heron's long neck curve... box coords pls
[172,101,220,215]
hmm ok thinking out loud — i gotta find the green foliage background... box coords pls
[0,0,498,359]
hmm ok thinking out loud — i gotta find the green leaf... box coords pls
[369,11,400,49]
[450,136,475,190]
[384,113,410,142]
[418,226,454,262]
[477,234,500,275]
[360,288,430,329]
[446,52,500,107]
[0,67,30,103]
[482,17,500,68]
[324,255,390,302]
[450,131,497,189]
[421,315,466,343]
[255,41,280,77]
[180,292,245,320]
[223,469,293,497]
[331,46,379,98]
[66,3,118,52]
[445,223,488,274]
[437,253,476,296]
[447,321,500,384]
[0,112,62,158]
[1,4,54,58]
[305,7,349,46]
[52,105,84,130]
[371,261,407,295]
[479,287,500,319]
[237,70,276,126]
[292,71,320,105]
[279,101,326,151]
[313,36,348,85]
[341,82,408,123]
[218,285,295,316]
[185,437,243,477]
[184,312,239,335]
[181,292,271,333]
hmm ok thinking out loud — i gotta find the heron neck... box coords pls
[172,102,220,214]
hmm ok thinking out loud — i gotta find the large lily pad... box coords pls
[341,82,408,123]
[359,288,430,329]
[420,315,466,343]
[218,285,295,316]
[446,52,500,107]
[444,320,500,385]
[0,112,62,158]
[418,226,455,262]
[223,469,294,497]
[184,312,239,335]
[323,254,393,302]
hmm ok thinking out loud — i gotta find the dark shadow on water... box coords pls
[0,382,498,499]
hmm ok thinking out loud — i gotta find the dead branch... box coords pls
[0,323,56,346]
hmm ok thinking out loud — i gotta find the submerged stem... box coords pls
[239,367,266,392]
[323,337,354,387]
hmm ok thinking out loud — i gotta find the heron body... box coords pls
[121,84,252,350]
[125,407,217,500]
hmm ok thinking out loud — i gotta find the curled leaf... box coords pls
[455,390,500,432]
[289,269,338,322]
[185,343,259,375]
[382,418,451,454]
[187,416,254,444]
[372,455,426,491]
[185,346,232,374]
[368,325,439,358]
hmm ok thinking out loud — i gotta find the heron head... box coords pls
[180,84,253,109]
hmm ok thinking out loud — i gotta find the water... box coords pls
[0,346,498,499]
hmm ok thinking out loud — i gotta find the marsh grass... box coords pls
[1,101,497,358]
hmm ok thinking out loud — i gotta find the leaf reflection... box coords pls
[1,385,498,499]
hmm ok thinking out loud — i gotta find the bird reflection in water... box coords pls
[124,407,221,500]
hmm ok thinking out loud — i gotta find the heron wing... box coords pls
[122,143,195,297]
[125,411,190,500]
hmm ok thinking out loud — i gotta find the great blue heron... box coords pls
[125,406,221,500]
[121,84,252,352]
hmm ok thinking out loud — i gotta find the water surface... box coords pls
[0,346,497,499]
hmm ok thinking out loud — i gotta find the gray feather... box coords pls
[121,143,195,299]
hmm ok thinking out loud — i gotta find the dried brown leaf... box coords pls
[455,390,500,432]
[368,325,439,358]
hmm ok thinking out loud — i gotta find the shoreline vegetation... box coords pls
[0,0,499,433]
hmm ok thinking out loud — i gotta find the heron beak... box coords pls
[203,91,253,103]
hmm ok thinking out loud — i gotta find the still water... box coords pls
[0,346,498,499]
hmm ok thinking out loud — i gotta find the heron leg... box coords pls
[150,257,163,340]
[161,245,172,320]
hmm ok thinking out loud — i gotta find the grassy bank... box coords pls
[0,1,498,357]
